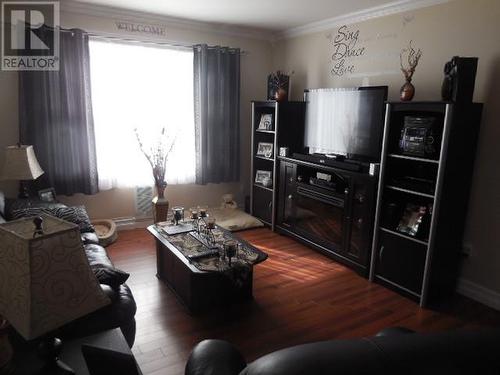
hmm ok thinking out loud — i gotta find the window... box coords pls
[89,39,195,190]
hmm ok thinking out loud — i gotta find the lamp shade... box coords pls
[1,145,44,180]
[0,215,110,340]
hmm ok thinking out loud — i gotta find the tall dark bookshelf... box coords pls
[369,101,483,307]
[250,101,305,230]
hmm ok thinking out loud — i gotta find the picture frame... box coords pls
[38,187,57,202]
[256,142,274,158]
[255,170,272,184]
[258,114,273,130]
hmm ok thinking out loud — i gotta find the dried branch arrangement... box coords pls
[134,127,176,193]
[400,41,423,82]
[268,70,290,90]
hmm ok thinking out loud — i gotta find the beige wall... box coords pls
[272,0,500,292]
[0,9,273,218]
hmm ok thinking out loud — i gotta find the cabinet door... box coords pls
[375,231,427,295]
[277,162,296,226]
[346,178,375,266]
[252,187,273,224]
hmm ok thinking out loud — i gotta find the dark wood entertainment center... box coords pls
[250,96,482,307]
[275,156,376,275]
[250,98,378,276]
[370,101,483,307]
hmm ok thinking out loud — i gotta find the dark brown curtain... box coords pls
[19,28,98,195]
[193,44,240,184]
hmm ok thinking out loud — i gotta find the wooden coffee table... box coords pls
[147,225,267,312]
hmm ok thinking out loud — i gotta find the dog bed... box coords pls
[209,208,264,232]
[91,219,118,247]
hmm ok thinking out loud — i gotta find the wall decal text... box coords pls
[330,25,366,76]
[115,21,166,36]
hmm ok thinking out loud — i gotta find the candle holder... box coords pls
[205,217,216,245]
[190,207,199,232]
[172,206,184,225]
[199,206,208,218]
[223,239,238,266]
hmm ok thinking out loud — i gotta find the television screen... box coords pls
[304,87,387,161]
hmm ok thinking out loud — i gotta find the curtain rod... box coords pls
[57,27,247,54]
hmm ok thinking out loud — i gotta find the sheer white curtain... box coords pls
[89,39,195,190]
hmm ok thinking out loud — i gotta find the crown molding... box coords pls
[273,0,454,41]
[60,1,274,42]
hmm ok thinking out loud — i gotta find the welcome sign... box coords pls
[115,21,166,36]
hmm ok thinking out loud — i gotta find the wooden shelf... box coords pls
[254,155,274,162]
[375,275,422,298]
[380,226,429,246]
[255,129,275,134]
[253,184,273,192]
[386,185,435,199]
[387,153,439,164]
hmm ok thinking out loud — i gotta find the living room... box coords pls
[1,0,500,374]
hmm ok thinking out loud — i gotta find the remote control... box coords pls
[187,249,219,260]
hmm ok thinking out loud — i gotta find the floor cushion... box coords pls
[210,208,263,232]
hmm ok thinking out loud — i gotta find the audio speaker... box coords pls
[442,56,478,103]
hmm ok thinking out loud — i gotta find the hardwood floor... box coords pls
[107,228,500,375]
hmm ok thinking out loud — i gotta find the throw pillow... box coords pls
[11,205,95,233]
[50,206,95,233]
[11,207,51,219]
[91,263,130,289]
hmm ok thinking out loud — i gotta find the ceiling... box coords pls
[71,0,399,32]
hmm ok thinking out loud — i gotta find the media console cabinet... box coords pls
[275,156,377,276]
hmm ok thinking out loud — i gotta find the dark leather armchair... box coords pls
[186,327,500,375]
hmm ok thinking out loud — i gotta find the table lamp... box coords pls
[1,144,44,198]
[0,215,111,374]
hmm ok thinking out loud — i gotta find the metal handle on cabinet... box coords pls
[379,245,385,262]
[356,218,363,228]
[289,177,294,183]
[288,194,293,200]
[344,188,349,195]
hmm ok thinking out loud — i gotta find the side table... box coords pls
[2,329,142,375]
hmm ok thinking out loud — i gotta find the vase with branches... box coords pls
[267,70,291,102]
[399,41,422,101]
[135,127,176,222]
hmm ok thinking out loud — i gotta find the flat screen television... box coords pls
[303,86,387,162]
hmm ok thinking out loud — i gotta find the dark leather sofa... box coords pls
[186,327,500,375]
[0,191,137,347]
